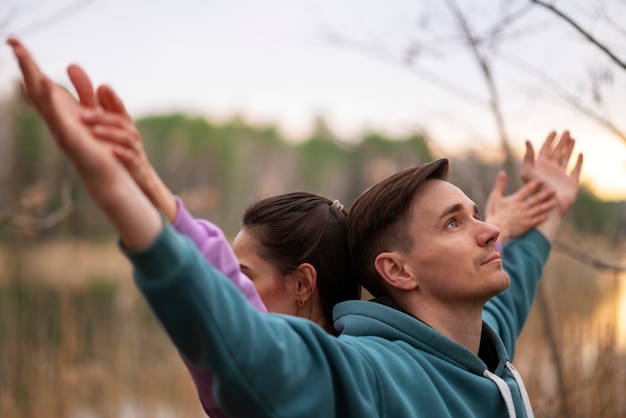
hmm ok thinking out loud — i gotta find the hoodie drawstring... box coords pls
[482,363,535,418]
[483,369,517,418]
[506,362,535,418]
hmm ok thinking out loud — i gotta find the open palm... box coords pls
[521,131,583,215]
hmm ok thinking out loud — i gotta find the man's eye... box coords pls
[446,219,458,229]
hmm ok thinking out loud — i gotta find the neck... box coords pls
[311,314,335,335]
[395,294,485,354]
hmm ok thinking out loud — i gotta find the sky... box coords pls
[1,0,626,200]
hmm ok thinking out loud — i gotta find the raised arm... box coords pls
[77,60,266,418]
[482,131,583,355]
[81,89,265,308]
[8,37,162,249]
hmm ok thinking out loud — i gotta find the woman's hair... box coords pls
[242,192,359,332]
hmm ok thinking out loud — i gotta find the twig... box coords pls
[530,0,626,71]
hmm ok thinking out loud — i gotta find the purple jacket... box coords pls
[173,197,266,417]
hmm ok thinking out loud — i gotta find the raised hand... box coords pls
[8,37,114,185]
[521,131,583,216]
[7,37,162,249]
[485,170,556,243]
[80,86,178,221]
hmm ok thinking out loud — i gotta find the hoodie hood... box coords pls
[334,299,506,375]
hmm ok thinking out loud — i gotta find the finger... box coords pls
[19,81,34,107]
[552,130,569,156]
[521,140,535,182]
[485,171,506,217]
[552,131,573,166]
[97,84,129,117]
[7,37,50,105]
[92,124,135,148]
[490,170,507,198]
[569,153,584,182]
[67,64,96,108]
[112,145,138,169]
[529,199,557,217]
[518,178,543,201]
[527,211,550,225]
[82,108,129,129]
[558,137,575,167]
[538,131,557,158]
[531,187,557,205]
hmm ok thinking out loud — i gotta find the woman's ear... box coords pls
[294,262,317,304]
[374,252,417,291]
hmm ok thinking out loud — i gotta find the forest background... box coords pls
[1,1,626,417]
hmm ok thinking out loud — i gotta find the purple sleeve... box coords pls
[172,197,265,311]
[172,196,266,416]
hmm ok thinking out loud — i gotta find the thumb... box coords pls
[489,170,507,198]
[521,140,535,182]
[485,170,506,217]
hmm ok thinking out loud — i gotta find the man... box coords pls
[9,36,581,417]
[344,136,580,416]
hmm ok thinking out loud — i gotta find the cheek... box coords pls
[254,278,294,315]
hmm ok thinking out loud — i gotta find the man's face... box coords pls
[403,179,509,305]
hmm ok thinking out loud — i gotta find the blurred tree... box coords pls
[296,117,355,198]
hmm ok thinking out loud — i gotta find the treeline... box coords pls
[1,88,623,241]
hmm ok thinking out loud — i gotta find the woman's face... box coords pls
[232,228,299,315]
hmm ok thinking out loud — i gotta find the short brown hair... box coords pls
[347,159,449,296]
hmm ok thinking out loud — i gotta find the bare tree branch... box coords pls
[479,2,535,48]
[0,199,21,224]
[0,0,96,38]
[1,181,74,232]
[530,0,626,71]
[323,33,490,106]
[500,52,626,143]
[443,0,519,183]
[554,239,626,272]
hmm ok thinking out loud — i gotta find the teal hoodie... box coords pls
[125,224,549,417]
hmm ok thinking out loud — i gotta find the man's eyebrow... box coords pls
[438,203,463,221]
[438,202,481,221]
[474,204,482,219]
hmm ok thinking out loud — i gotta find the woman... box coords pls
[80,84,358,416]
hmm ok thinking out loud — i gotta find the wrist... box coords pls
[143,169,178,222]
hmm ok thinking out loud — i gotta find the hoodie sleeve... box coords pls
[482,228,551,359]
[171,197,267,416]
[123,224,376,418]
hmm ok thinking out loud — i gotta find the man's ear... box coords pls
[374,252,417,291]
[294,262,317,304]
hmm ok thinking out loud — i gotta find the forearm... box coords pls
[89,170,163,250]
[141,166,178,223]
[534,207,561,244]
